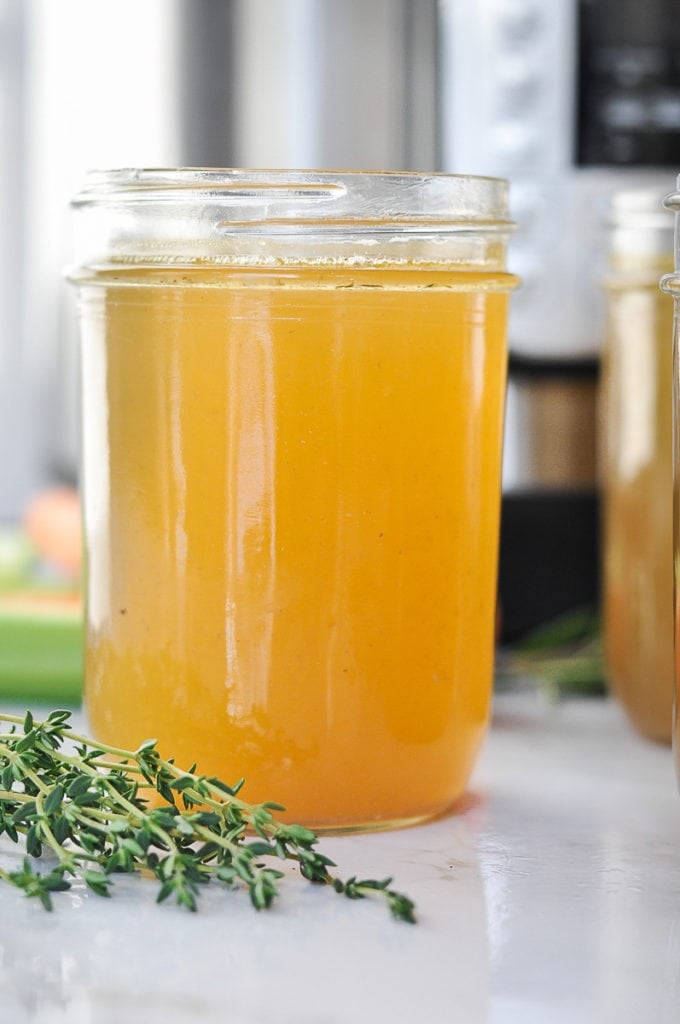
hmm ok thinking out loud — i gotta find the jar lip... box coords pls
[661,271,680,294]
[71,167,513,227]
[663,175,680,212]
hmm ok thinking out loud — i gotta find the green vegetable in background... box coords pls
[496,607,605,698]
[0,607,82,704]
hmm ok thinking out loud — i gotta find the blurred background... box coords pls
[1,0,680,702]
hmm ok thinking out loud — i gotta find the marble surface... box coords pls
[0,692,678,1024]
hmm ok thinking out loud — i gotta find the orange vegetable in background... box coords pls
[24,487,82,580]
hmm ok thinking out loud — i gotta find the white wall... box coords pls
[0,0,181,520]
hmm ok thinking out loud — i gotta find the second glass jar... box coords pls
[601,189,674,743]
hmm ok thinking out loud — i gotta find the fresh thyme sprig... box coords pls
[0,710,415,922]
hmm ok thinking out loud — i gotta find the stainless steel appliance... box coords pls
[439,0,680,638]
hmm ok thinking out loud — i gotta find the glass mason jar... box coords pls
[661,177,680,777]
[70,169,517,831]
[601,189,674,744]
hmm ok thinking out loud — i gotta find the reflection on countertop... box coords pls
[0,691,678,1024]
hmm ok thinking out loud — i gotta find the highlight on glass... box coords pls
[661,175,680,780]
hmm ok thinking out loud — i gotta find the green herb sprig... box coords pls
[0,710,415,922]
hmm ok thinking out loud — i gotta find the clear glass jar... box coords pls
[70,169,517,831]
[602,189,674,743]
[661,177,680,777]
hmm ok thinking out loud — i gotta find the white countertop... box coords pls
[0,691,678,1024]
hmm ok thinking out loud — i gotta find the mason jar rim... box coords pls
[663,173,680,213]
[71,167,513,230]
